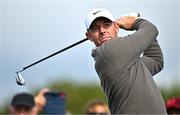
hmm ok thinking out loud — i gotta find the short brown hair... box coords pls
[85,99,110,114]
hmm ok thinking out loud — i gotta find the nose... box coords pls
[99,26,106,36]
[99,25,106,32]
[19,112,25,115]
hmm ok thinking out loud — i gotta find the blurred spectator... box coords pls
[34,88,50,113]
[166,98,180,114]
[8,93,37,115]
[8,88,69,115]
[85,99,110,115]
[35,88,70,114]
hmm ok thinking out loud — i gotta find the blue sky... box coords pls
[0,0,179,106]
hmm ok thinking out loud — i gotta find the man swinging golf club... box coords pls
[15,7,166,114]
[85,8,167,114]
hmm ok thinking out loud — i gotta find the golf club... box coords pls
[16,38,88,86]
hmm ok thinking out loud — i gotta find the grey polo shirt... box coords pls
[92,18,167,114]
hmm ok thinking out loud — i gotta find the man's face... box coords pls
[86,17,119,46]
[9,106,36,115]
[87,105,109,115]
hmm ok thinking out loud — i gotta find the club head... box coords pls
[16,72,26,86]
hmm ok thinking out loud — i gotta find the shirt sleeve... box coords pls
[101,18,159,68]
[141,39,164,76]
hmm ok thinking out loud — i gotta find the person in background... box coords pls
[8,93,37,115]
[35,88,71,114]
[166,97,180,114]
[85,99,110,115]
[34,88,50,113]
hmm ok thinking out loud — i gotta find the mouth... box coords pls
[101,37,111,43]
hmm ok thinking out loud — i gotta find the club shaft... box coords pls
[22,38,88,70]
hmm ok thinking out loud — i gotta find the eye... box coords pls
[103,22,112,28]
[90,25,99,32]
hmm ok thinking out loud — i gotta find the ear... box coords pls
[8,106,14,114]
[86,32,93,41]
